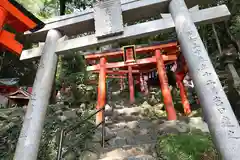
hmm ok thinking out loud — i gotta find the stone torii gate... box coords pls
[14,0,240,160]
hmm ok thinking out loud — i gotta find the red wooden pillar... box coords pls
[177,80,191,115]
[128,66,135,104]
[155,50,177,120]
[96,57,106,125]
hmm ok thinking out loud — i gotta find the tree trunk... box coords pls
[201,26,208,52]
[224,21,240,53]
[212,23,240,95]
[60,0,67,15]
[212,24,222,55]
[0,52,6,73]
[227,63,240,95]
[50,0,67,104]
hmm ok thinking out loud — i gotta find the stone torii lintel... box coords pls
[20,5,230,61]
[22,0,212,43]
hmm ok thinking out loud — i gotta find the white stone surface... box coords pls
[94,0,124,38]
[21,5,230,60]
[24,0,211,43]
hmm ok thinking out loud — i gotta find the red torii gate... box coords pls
[85,41,191,122]
[0,0,44,55]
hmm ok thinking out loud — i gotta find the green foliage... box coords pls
[0,104,97,160]
[16,0,45,14]
[68,0,96,10]
[55,53,87,90]
[0,52,37,85]
[37,104,98,160]
[156,132,219,160]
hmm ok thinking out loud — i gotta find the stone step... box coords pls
[105,106,145,117]
[106,119,166,130]
[114,107,144,116]
[106,117,209,135]
[105,117,140,125]
[105,115,146,125]
[100,143,157,160]
[106,134,157,147]
[105,108,166,124]
[83,117,208,160]
[92,119,166,143]
[106,103,144,110]
[125,155,156,160]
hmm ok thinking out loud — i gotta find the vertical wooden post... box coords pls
[155,49,177,120]
[177,80,191,115]
[96,57,106,125]
[128,66,135,104]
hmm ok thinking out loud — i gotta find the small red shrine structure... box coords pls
[0,78,33,107]
[84,41,192,122]
[8,88,31,106]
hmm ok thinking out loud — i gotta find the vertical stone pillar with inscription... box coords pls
[14,30,63,160]
[169,0,240,159]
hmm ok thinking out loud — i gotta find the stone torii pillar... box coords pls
[169,0,240,159]
[14,30,64,160]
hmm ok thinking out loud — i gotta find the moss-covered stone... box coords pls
[156,132,219,160]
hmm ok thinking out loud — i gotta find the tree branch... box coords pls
[60,0,67,15]
[224,21,240,53]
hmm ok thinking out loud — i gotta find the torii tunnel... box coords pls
[85,41,192,122]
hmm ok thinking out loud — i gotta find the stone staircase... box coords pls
[80,99,209,160]
[98,102,159,160]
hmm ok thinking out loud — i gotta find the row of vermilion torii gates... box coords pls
[1,0,240,160]
[84,42,192,122]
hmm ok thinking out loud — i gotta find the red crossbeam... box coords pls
[93,70,140,74]
[107,75,127,78]
[84,42,178,60]
[93,68,158,75]
[87,55,177,71]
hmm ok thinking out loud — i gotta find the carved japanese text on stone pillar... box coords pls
[185,27,240,140]
[94,0,124,38]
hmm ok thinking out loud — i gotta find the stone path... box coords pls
[80,101,209,160]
